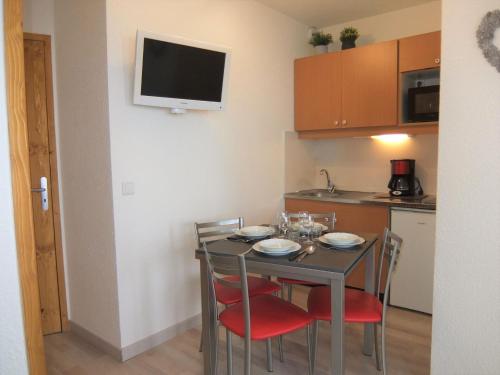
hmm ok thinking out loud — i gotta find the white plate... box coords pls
[258,238,295,252]
[239,225,272,236]
[253,241,301,256]
[318,235,365,248]
[235,226,275,238]
[290,222,328,233]
[323,232,361,245]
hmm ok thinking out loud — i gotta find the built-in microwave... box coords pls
[408,85,440,122]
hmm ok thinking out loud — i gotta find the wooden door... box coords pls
[399,31,441,72]
[294,52,342,131]
[24,33,67,335]
[285,198,389,289]
[341,40,398,128]
[6,1,47,372]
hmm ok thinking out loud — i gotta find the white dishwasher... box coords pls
[390,208,436,314]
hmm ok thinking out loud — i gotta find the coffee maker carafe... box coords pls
[388,159,423,196]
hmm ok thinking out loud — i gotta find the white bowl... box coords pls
[323,232,360,244]
[258,238,295,252]
[240,226,271,237]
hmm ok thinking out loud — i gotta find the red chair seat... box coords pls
[278,277,323,286]
[308,286,382,323]
[215,276,280,305]
[219,294,313,340]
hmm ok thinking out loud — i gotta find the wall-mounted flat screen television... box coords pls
[133,31,230,112]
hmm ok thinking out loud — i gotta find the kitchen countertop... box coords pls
[284,190,436,210]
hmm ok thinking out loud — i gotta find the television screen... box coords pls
[141,38,226,102]
[134,31,230,112]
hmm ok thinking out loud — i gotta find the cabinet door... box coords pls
[390,210,436,314]
[285,199,389,289]
[341,40,398,128]
[294,53,342,131]
[399,31,441,72]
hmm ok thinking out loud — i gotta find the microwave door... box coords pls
[415,93,439,113]
[408,85,440,122]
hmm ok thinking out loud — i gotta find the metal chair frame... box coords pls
[195,218,244,352]
[195,217,245,248]
[310,227,403,375]
[202,243,313,375]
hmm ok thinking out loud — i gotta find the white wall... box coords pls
[0,3,29,374]
[54,0,121,347]
[285,132,317,192]
[322,0,441,51]
[431,1,500,373]
[23,0,54,35]
[105,0,310,347]
[286,132,438,194]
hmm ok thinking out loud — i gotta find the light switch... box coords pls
[122,182,135,196]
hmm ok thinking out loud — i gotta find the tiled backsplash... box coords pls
[285,132,438,194]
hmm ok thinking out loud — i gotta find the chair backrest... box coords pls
[288,212,337,231]
[202,243,251,341]
[376,228,403,316]
[195,217,244,247]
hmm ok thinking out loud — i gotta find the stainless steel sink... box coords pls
[296,189,340,198]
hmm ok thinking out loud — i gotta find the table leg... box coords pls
[200,258,217,375]
[363,245,376,356]
[331,277,345,375]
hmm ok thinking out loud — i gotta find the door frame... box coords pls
[4,0,47,373]
[24,32,69,333]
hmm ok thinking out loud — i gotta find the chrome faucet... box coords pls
[320,169,335,193]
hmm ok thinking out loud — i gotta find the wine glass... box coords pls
[297,211,309,224]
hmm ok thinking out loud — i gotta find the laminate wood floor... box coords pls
[44,287,431,375]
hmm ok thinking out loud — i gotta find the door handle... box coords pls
[31,176,49,211]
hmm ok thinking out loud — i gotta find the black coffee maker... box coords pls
[388,159,423,196]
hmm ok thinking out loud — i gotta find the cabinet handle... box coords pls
[342,120,347,126]
[334,120,339,126]
[417,222,427,225]
[435,58,440,64]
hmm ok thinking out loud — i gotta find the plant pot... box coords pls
[341,38,356,50]
[314,45,328,54]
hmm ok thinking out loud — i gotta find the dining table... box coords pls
[195,232,379,375]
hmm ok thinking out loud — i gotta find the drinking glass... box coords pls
[302,214,314,245]
[311,222,322,240]
[297,211,309,240]
[288,230,300,242]
[277,211,289,238]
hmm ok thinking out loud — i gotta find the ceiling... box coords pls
[255,0,437,27]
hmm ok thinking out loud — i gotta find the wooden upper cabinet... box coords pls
[399,31,441,72]
[341,40,398,128]
[294,32,439,134]
[295,53,342,131]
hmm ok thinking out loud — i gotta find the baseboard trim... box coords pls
[69,314,201,362]
[69,321,122,361]
[121,313,201,361]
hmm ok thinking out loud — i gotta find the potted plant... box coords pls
[340,27,360,50]
[309,31,333,54]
